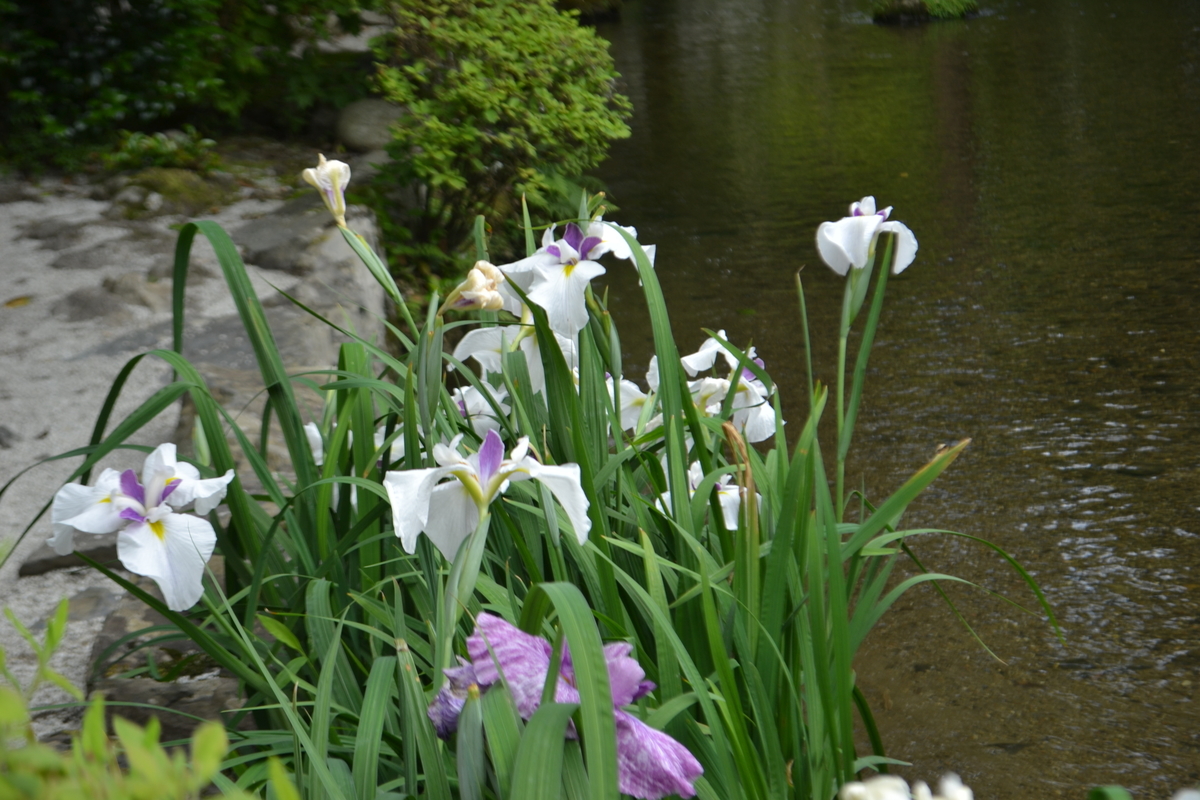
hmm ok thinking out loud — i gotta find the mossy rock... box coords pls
[126,167,229,217]
[873,0,978,23]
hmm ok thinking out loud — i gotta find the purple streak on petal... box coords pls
[445,659,478,691]
[614,709,704,799]
[478,430,504,484]
[563,223,583,253]
[741,358,766,381]
[119,507,146,524]
[545,244,561,259]
[160,478,181,503]
[579,235,603,259]
[457,396,469,416]
[851,207,864,217]
[119,469,144,505]
[467,613,552,719]
[428,685,467,739]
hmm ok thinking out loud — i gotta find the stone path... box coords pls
[0,161,383,739]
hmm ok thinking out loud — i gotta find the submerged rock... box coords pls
[873,0,977,23]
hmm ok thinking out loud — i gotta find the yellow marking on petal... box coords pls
[99,497,111,503]
[150,520,166,540]
[563,261,577,277]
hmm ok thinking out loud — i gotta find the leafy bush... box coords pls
[373,0,632,273]
[0,0,375,170]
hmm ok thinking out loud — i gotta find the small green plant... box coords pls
[373,0,632,273]
[100,126,219,174]
[0,600,291,800]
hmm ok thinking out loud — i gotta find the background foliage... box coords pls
[0,0,375,170]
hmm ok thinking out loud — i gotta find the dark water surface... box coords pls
[592,1,1200,796]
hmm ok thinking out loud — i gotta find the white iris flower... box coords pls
[816,196,918,276]
[50,444,234,611]
[383,430,590,561]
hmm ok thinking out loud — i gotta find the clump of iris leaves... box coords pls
[1,191,1057,800]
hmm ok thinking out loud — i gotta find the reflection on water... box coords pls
[592,0,1200,795]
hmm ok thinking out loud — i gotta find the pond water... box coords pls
[592,0,1200,796]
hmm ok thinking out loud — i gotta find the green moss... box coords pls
[873,0,978,23]
[127,168,229,217]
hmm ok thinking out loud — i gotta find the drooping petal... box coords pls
[467,613,553,719]
[522,462,591,543]
[49,472,124,554]
[527,258,607,338]
[117,512,217,611]
[816,214,883,275]
[172,469,235,515]
[382,466,454,553]
[453,326,520,376]
[878,220,919,274]
[613,709,704,799]
[422,481,481,561]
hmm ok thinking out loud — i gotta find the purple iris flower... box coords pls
[428,613,704,799]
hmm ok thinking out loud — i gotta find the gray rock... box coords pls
[18,532,121,577]
[20,217,87,250]
[337,98,405,151]
[102,272,172,313]
[88,566,244,741]
[349,148,392,182]
[0,424,19,449]
[50,286,130,322]
[30,586,124,631]
[230,194,385,336]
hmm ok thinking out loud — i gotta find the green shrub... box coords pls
[372,0,632,273]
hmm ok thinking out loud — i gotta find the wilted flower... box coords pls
[383,430,589,560]
[441,261,513,313]
[428,613,703,800]
[50,444,233,611]
[816,196,917,276]
[301,154,351,226]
